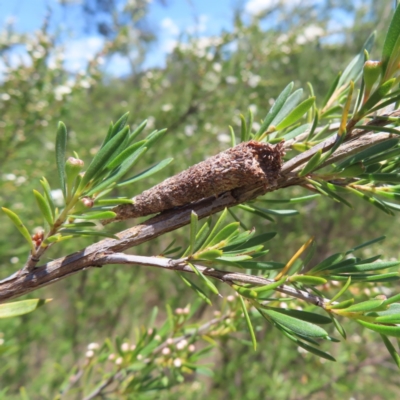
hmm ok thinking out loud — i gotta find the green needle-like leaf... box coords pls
[239,295,257,350]
[270,89,303,128]
[79,126,130,191]
[275,97,315,131]
[381,4,400,78]
[117,158,173,187]
[69,211,116,220]
[0,299,52,318]
[187,262,219,295]
[185,211,198,257]
[357,319,400,338]
[263,309,329,338]
[179,274,211,305]
[329,277,351,304]
[255,82,293,138]
[56,121,67,197]
[298,149,322,177]
[201,208,229,249]
[2,207,35,252]
[39,178,56,219]
[33,190,54,226]
[380,334,400,369]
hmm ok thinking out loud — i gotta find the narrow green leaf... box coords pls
[309,253,343,273]
[374,314,400,324]
[56,121,67,197]
[107,112,129,144]
[289,275,328,286]
[296,340,336,361]
[240,114,247,143]
[329,298,355,310]
[1,208,35,252]
[270,89,303,128]
[117,158,173,187]
[250,276,287,295]
[193,249,224,260]
[329,277,351,303]
[59,229,117,238]
[338,32,375,88]
[246,108,254,140]
[229,126,236,147]
[33,190,53,226]
[106,139,147,170]
[144,128,168,148]
[63,221,96,228]
[279,123,311,141]
[298,149,322,177]
[188,262,219,295]
[239,295,257,350]
[255,82,293,138]
[346,187,394,215]
[201,208,229,249]
[342,299,386,313]
[330,315,347,339]
[69,211,116,220]
[357,319,400,338]
[234,261,285,270]
[178,274,211,305]
[207,222,240,248]
[186,211,198,257]
[247,205,299,216]
[40,178,55,219]
[358,78,396,115]
[336,139,399,170]
[356,125,400,135]
[267,307,332,325]
[263,309,329,338]
[237,204,274,222]
[193,218,212,253]
[259,194,320,204]
[333,260,400,274]
[275,97,315,131]
[383,293,400,306]
[226,232,276,251]
[0,299,52,318]
[346,236,386,254]
[380,334,400,369]
[381,5,400,78]
[332,272,399,282]
[127,120,147,145]
[86,147,148,195]
[322,71,341,107]
[79,126,130,190]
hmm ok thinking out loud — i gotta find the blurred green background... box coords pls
[0,1,399,398]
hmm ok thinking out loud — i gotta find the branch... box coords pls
[0,110,399,302]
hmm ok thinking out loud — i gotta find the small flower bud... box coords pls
[87,342,100,350]
[85,350,94,358]
[115,357,123,365]
[173,358,182,368]
[363,60,382,100]
[81,197,94,208]
[176,340,187,350]
[162,347,171,355]
[121,342,129,352]
[65,157,84,195]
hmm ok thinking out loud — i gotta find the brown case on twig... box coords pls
[110,140,284,222]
